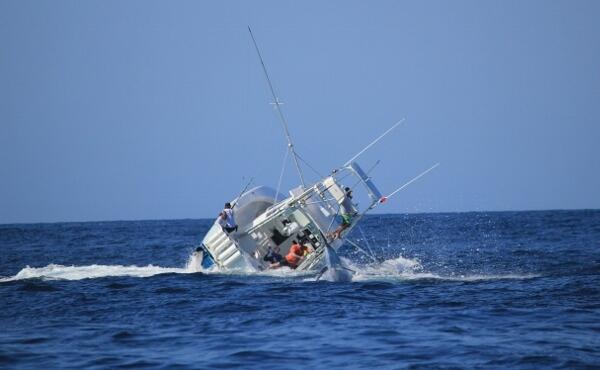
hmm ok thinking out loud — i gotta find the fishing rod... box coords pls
[231,176,254,209]
[247,26,307,188]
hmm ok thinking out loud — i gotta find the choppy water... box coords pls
[1,211,599,369]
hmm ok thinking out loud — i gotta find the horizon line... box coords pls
[1,207,598,227]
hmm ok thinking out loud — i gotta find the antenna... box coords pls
[247,26,306,188]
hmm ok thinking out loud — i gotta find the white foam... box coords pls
[0,254,539,283]
[0,249,228,282]
[185,252,205,273]
[0,263,190,282]
[348,256,540,282]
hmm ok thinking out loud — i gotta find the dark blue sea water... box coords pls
[1,210,600,369]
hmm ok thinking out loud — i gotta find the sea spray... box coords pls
[348,256,539,282]
[185,251,204,273]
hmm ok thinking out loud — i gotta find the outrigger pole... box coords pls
[248,26,307,188]
[379,163,440,204]
[341,162,440,240]
[343,118,406,167]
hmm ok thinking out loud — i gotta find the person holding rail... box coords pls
[218,202,238,234]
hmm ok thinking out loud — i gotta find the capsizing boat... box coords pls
[197,161,385,273]
[194,28,438,278]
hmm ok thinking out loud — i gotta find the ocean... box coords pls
[1,210,599,369]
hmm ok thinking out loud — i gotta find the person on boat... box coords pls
[329,187,356,240]
[298,237,315,256]
[218,202,238,234]
[266,248,289,269]
[267,258,290,269]
[267,241,313,269]
[263,246,283,264]
[285,240,313,269]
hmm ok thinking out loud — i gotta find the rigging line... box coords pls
[372,234,383,260]
[274,146,290,203]
[336,159,380,185]
[247,26,306,188]
[345,239,379,264]
[343,118,406,167]
[325,203,341,235]
[358,226,379,263]
[295,152,325,178]
[350,159,381,190]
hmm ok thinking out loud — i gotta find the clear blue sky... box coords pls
[1,0,599,224]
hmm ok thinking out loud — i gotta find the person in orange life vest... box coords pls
[285,240,313,269]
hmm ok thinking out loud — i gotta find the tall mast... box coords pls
[248,26,306,188]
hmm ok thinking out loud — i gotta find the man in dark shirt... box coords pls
[263,246,283,264]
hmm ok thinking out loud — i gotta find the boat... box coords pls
[194,28,438,277]
[197,161,383,273]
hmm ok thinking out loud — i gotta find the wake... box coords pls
[0,264,191,282]
[0,253,539,283]
[0,253,205,282]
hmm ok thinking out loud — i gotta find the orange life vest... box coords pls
[285,244,303,267]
